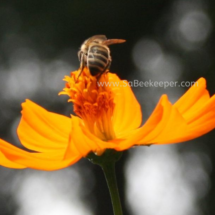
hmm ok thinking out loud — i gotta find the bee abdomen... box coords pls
[87,45,109,76]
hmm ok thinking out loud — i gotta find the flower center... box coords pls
[60,68,116,141]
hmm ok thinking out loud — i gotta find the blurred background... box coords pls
[0,0,215,214]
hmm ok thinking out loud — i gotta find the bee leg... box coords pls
[75,55,85,83]
[97,61,111,82]
[105,61,111,73]
[76,68,83,82]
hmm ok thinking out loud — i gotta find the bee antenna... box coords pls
[103,39,126,46]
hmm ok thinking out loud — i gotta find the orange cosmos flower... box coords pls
[0,68,215,170]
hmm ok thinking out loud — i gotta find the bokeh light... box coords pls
[169,1,212,50]
[12,169,94,215]
[125,145,211,215]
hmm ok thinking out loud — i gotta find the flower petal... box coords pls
[17,100,71,153]
[114,78,215,149]
[68,116,116,157]
[0,100,82,170]
[174,78,207,114]
[0,138,81,170]
[109,73,142,135]
[0,143,26,169]
[114,95,173,150]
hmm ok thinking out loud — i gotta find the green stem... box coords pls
[101,162,123,215]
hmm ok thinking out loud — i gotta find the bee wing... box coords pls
[102,39,126,46]
[84,35,107,45]
[91,35,107,40]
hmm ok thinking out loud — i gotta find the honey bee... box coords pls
[77,35,125,81]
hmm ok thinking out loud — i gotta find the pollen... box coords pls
[59,68,116,141]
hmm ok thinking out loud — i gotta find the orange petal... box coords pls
[0,100,82,170]
[109,73,142,135]
[113,95,172,150]
[68,116,116,157]
[0,138,81,170]
[174,78,207,115]
[181,95,215,140]
[114,79,215,149]
[17,100,71,153]
[0,144,26,169]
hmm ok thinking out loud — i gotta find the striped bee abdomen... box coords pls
[77,35,125,81]
[87,45,110,76]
